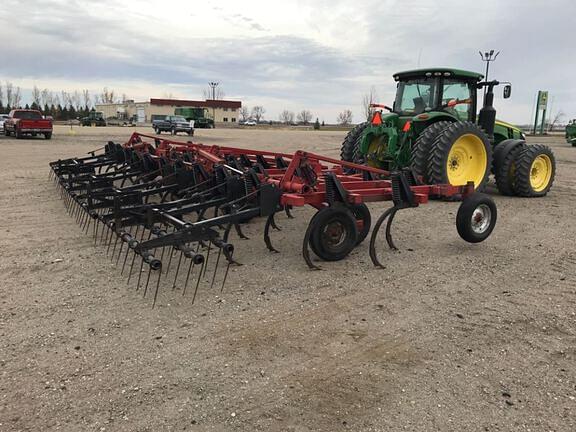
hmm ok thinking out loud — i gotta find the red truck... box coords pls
[3,109,53,139]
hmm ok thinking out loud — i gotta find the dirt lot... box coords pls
[1,125,575,431]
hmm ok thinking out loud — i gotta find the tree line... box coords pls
[0,82,127,120]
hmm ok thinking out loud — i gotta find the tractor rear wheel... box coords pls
[427,121,492,190]
[309,206,358,261]
[410,120,453,182]
[340,122,368,167]
[493,139,526,196]
[513,144,555,197]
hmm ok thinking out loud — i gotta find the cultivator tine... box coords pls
[172,251,184,290]
[264,214,279,253]
[210,248,222,289]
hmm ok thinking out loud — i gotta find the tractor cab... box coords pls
[392,68,483,125]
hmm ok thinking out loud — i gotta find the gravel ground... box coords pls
[0,125,575,431]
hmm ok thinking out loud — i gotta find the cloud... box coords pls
[0,0,575,123]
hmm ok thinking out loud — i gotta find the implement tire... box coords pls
[456,193,497,243]
[513,144,555,197]
[410,120,453,183]
[494,139,526,196]
[427,121,492,190]
[309,206,358,262]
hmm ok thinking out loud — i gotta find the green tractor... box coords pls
[174,107,215,129]
[566,119,576,146]
[80,111,107,127]
[341,68,555,197]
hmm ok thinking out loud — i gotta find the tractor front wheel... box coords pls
[410,120,453,182]
[513,144,555,197]
[427,121,492,190]
[340,122,368,171]
[456,193,497,243]
[309,206,358,261]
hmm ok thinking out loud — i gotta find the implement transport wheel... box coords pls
[493,139,526,196]
[349,203,371,245]
[340,122,369,172]
[309,206,358,261]
[513,144,555,197]
[410,120,453,182]
[427,121,492,190]
[456,193,497,243]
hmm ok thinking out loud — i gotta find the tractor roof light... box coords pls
[425,72,432,77]
[444,72,451,76]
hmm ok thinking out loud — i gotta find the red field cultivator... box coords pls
[50,132,497,306]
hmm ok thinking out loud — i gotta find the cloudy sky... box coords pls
[0,0,574,124]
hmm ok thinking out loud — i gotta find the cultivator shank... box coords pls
[50,132,497,306]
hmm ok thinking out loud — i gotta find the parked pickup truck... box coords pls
[3,109,53,139]
[152,115,193,135]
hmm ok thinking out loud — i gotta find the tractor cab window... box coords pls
[441,79,473,121]
[394,78,438,115]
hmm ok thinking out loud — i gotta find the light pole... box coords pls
[208,81,219,124]
[479,50,499,100]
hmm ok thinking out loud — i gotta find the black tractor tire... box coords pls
[493,140,526,196]
[349,203,371,245]
[44,132,52,140]
[309,206,358,261]
[513,144,555,197]
[410,120,453,182]
[456,193,497,243]
[340,122,369,164]
[427,121,492,191]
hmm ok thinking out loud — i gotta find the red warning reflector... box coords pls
[402,121,411,132]
[371,111,383,125]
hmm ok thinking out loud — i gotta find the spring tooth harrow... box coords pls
[49,132,497,306]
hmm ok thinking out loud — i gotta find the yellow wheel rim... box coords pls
[366,136,384,168]
[530,154,552,192]
[446,134,487,187]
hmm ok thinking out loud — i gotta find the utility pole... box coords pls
[479,50,500,100]
[208,81,219,124]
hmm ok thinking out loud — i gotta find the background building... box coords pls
[96,98,242,124]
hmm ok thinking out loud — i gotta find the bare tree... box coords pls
[5,82,13,106]
[0,83,3,105]
[296,110,312,124]
[99,87,117,104]
[203,86,225,100]
[239,106,249,122]
[337,109,353,125]
[548,110,565,132]
[162,92,174,100]
[279,110,295,124]
[41,88,52,106]
[12,86,22,108]
[82,89,91,108]
[361,86,378,121]
[31,85,41,106]
[251,106,265,122]
[71,90,81,109]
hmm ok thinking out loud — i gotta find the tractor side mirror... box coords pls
[503,85,512,99]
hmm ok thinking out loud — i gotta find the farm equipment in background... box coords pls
[342,68,556,198]
[49,132,498,307]
[566,120,576,147]
[81,111,107,127]
[175,107,215,129]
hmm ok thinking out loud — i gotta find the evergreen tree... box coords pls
[69,105,77,120]
[44,103,50,115]
[56,104,63,120]
[31,102,39,111]
[25,103,30,110]
[50,104,56,119]
[0,101,4,113]
[61,105,69,120]
[6,104,11,113]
